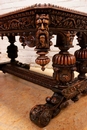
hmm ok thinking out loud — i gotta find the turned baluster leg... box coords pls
[30,31,77,127]
[75,32,87,79]
[7,34,18,63]
[75,32,87,94]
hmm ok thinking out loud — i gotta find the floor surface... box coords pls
[0,70,87,130]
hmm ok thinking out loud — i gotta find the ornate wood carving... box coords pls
[0,12,35,33]
[0,3,87,128]
[0,4,87,35]
[30,78,87,127]
[35,13,53,70]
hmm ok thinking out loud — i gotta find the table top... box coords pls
[0,4,87,36]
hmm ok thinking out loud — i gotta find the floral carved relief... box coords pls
[50,12,87,30]
[0,16,35,30]
[0,5,87,33]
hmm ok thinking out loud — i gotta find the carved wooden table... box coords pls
[0,4,87,127]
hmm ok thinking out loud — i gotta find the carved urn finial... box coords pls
[35,51,50,71]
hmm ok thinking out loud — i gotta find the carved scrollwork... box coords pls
[0,4,87,33]
[50,13,87,30]
[0,16,35,30]
[50,15,77,29]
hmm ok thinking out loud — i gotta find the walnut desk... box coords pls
[0,4,87,127]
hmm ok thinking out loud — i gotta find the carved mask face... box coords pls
[36,14,49,31]
[35,14,50,49]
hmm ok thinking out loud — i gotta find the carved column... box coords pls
[53,31,76,87]
[75,32,87,79]
[30,31,77,127]
[7,34,18,62]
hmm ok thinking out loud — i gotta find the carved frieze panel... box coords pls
[0,4,87,35]
[0,15,35,31]
[50,13,87,30]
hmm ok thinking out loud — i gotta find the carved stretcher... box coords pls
[0,4,87,127]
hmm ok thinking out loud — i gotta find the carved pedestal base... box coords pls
[30,78,87,127]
